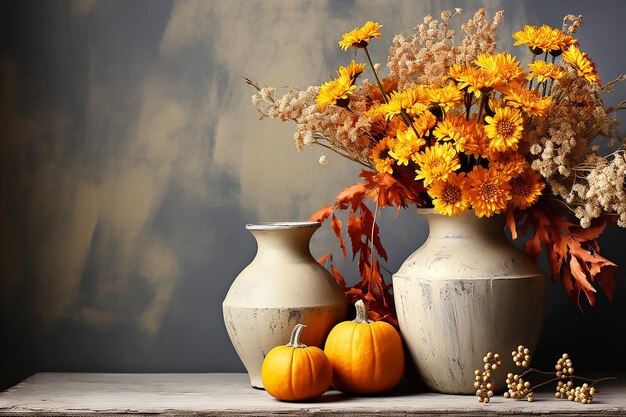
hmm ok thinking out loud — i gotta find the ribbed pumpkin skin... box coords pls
[261,344,333,401]
[324,320,404,394]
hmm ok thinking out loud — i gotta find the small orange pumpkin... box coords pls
[324,299,404,394]
[261,323,333,401]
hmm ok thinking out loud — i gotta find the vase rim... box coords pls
[246,221,321,230]
[415,207,439,215]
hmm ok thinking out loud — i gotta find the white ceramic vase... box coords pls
[393,209,546,394]
[223,222,346,388]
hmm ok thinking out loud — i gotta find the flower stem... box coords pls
[528,55,537,90]
[363,47,388,104]
[529,377,560,392]
[465,92,474,120]
[370,195,380,286]
[314,140,371,168]
[476,93,488,122]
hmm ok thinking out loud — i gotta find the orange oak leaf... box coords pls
[346,210,363,260]
[309,205,333,223]
[330,214,347,260]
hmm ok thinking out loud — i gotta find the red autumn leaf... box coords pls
[569,255,597,306]
[596,266,617,302]
[309,205,334,223]
[505,209,518,240]
[512,202,618,307]
[316,253,331,266]
[561,267,575,299]
[331,265,347,291]
[335,182,367,210]
[569,222,606,241]
[360,203,388,261]
[346,210,363,260]
[330,214,347,260]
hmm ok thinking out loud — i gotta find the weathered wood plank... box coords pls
[0,373,624,416]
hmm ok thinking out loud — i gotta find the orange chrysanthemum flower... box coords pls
[512,25,563,54]
[370,137,395,174]
[428,172,470,217]
[562,45,601,83]
[488,150,527,177]
[448,64,499,98]
[389,128,426,166]
[427,83,464,112]
[411,111,438,137]
[338,21,383,50]
[484,106,524,152]
[433,114,486,155]
[413,142,461,186]
[508,166,545,209]
[338,60,366,81]
[381,86,429,120]
[316,74,356,110]
[467,166,512,218]
[528,61,565,84]
[503,83,553,117]
[368,76,398,102]
[475,52,526,87]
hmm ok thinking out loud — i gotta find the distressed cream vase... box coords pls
[223,222,346,389]
[393,209,546,394]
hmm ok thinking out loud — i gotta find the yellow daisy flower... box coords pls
[484,106,524,152]
[488,150,527,177]
[370,137,395,174]
[413,142,461,186]
[316,74,356,110]
[512,25,563,54]
[427,83,464,112]
[428,172,470,217]
[562,45,601,83]
[467,166,512,218]
[389,128,426,166]
[338,21,383,50]
[508,166,545,210]
[338,61,366,81]
[528,61,565,84]
[503,83,553,117]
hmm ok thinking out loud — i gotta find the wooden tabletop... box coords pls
[0,373,624,416]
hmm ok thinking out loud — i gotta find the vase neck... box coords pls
[247,223,319,261]
[419,210,506,241]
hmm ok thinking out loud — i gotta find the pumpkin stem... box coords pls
[287,323,308,348]
[353,299,373,323]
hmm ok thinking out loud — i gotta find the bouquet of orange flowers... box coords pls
[249,9,624,324]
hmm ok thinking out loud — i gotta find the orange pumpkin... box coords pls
[324,299,404,394]
[261,323,333,401]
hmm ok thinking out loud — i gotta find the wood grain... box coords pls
[0,373,624,416]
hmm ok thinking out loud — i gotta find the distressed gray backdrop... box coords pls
[1,0,625,391]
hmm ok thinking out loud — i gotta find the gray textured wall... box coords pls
[1,0,625,391]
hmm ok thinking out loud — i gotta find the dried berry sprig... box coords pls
[475,345,617,404]
[474,352,501,403]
